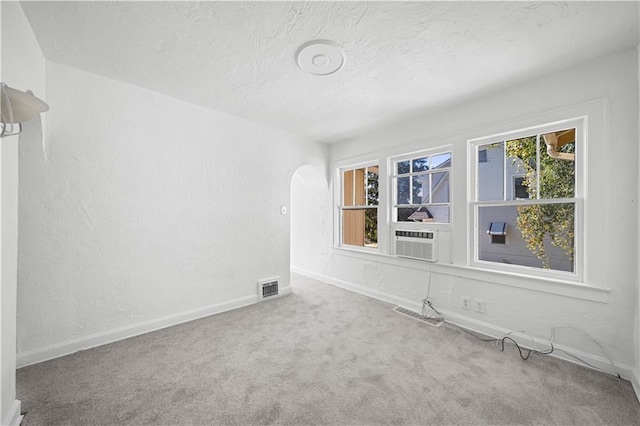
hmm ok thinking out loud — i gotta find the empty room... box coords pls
[1,1,640,425]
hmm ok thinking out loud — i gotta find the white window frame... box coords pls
[390,147,453,227]
[468,117,585,282]
[338,161,379,251]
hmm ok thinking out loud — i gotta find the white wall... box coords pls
[297,48,640,379]
[1,2,46,424]
[16,60,327,366]
[635,43,640,401]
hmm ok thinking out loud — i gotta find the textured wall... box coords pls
[16,62,326,363]
[1,2,46,424]
[312,48,640,373]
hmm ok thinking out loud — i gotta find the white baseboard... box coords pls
[291,266,423,312]
[16,291,281,368]
[2,400,22,426]
[279,285,292,297]
[292,267,636,383]
[437,309,635,381]
[632,367,640,404]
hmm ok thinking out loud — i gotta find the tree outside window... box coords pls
[505,133,575,269]
[475,127,577,272]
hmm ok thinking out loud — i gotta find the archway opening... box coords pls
[290,164,330,286]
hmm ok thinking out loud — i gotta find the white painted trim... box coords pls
[1,400,22,426]
[291,266,421,311]
[468,116,586,283]
[292,267,633,382]
[16,291,284,368]
[632,367,640,405]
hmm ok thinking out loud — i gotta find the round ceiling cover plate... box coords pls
[296,40,345,76]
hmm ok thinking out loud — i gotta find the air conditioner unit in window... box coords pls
[395,230,437,262]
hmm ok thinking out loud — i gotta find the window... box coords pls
[471,122,580,275]
[392,150,451,224]
[513,176,529,199]
[340,164,378,248]
[487,222,507,245]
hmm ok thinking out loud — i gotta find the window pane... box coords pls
[342,209,377,248]
[477,142,505,201]
[431,152,451,169]
[397,207,416,222]
[367,168,379,206]
[505,136,537,198]
[412,157,429,172]
[396,177,410,205]
[513,176,530,200]
[364,209,378,248]
[396,206,433,222]
[431,172,449,203]
[393,150,451,224]
[428,205,450,223]
[540,129,575,199]
[412,175,429,204]
[396,205,449,223]
[342,209,365,247]
[397,160,410,174]
[477,203,574,272]
[343,169,354,206]
[354,168,366,205]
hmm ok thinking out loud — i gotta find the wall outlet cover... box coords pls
[462,297,471,310]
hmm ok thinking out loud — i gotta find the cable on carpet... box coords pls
[418,270,620,377]
[420,263,440,320]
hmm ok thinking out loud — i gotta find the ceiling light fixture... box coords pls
[1,83,49,138]
[295,40,346,76]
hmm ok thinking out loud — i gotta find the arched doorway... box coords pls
[290,164,330,281]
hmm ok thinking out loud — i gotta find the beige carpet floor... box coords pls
[17,273,640,425]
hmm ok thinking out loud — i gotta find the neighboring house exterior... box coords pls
[347,142,573,273]
[406,144,572,271]
[475,144,573,272]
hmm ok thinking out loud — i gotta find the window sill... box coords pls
[330,247,610,303]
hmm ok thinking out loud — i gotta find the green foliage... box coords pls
[365,170,379,244]
[505,137,575,270]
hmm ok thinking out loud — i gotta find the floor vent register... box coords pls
[392,305,443,327]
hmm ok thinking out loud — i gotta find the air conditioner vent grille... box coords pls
[395,230,437,262]
[395,230,434,239]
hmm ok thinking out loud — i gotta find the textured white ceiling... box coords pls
[20,1,640,143]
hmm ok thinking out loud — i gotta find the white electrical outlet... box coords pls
[474,300,486,314]
[461,297,471,310]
